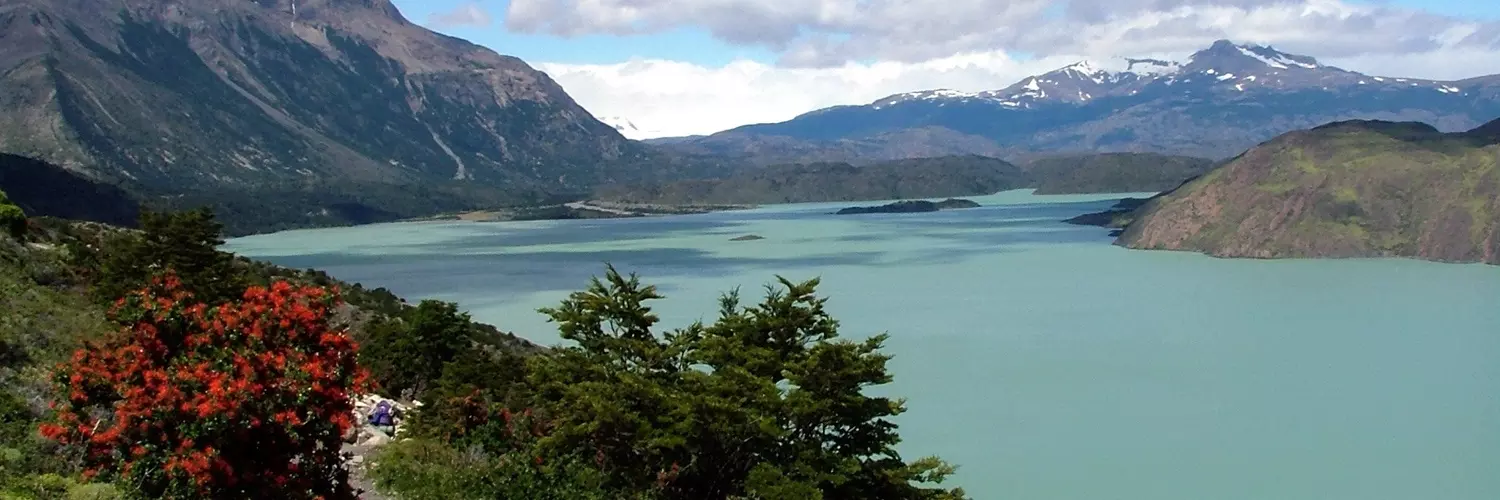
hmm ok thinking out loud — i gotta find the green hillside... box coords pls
[1027,152,1215,194]
[1117,119,1500,264]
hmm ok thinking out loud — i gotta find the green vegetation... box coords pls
[1,204,965,497]
[1026,153,1215,195]
[0,222,118,498]
[81,208,245,305]
[595,155,1028,205]
[0,208,540,497]
[372,269,965,499]
[1117,118,1500,264]
[0,190,23,238]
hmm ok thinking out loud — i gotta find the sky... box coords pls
[389,0,1500,138]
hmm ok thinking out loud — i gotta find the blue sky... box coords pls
[387,0,1500,138]
[392,1,778,66]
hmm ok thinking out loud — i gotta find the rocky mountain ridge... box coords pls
[0,0,724,233]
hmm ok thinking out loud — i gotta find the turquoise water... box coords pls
[227,190,1500,499]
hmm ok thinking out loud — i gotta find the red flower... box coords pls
[40,273,369,499]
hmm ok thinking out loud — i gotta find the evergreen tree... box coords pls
[528,266,966,499]
[91,207,245,304]
[359,299,477,399]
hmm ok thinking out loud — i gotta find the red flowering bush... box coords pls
[40,274,371,499]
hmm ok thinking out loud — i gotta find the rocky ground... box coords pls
[344,394,417,499]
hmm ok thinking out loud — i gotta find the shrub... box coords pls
[368,393,627,500]
[0,190,25,238]
[40,275,369,499]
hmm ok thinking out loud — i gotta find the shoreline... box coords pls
[406,200,759,223]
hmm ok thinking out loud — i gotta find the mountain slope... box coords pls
[1115,119,1500,264]
[1028,153,1215,194]
[593,155,1029,205]
[0,153,140,227]
[0,0,717,231]
[663,40,1500,163]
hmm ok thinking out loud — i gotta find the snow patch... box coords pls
[1216,73,1235,81]
[1236,46,1287,69]
[1124,58,1182,76]
[1062,61,1110,84]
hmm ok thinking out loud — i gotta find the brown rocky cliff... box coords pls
[1117,119,1500,265]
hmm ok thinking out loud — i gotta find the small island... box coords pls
[835,198,980,215]
[729,234,765,241]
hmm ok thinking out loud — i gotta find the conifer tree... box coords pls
[528,265,966,499]
[92,208,245,304]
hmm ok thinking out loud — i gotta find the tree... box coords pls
[0,189,25,238]
[358,300,474,399]
[40,275,369,499]
[527,266,966,499]
[90,208,245,305]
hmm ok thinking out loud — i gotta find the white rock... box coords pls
[359,432,391,447]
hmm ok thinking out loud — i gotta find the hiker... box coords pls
[369,400,399,436]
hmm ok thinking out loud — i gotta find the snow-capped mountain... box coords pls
[872,40,1450,110]
[659,39,1499,163]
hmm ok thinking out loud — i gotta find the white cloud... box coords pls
[542,53,1080,138]
[520,0,1500,138]
[428,3,493,29]
[509,0,1498,66]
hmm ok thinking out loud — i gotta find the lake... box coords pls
[226,190,1500,500]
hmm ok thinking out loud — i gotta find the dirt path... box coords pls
[346,443,392,499]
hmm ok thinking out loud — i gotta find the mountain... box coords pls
[660,40,1500,164]
[592,155,1029,205]
[0,0,723,233]
[0,153,141,227]
[1027,153,1215,194]
[1113,118,1500,264]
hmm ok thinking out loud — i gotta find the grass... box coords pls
[0,235,118,499]
[1333,186,1359,204]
